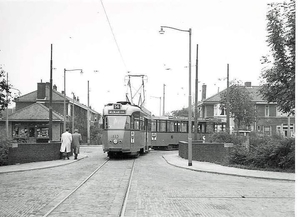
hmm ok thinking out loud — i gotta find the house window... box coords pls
[264,126,271,135]
[214,104,218,116]
[198,107,203,118]
[265,105,269,117]
[220,107,225,115]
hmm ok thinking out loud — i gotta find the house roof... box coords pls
[16,84,100,114]
[5,103,63,122]
[199,86,266,105]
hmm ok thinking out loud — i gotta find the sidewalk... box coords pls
[163,153,295,181]
[0,155,87,174]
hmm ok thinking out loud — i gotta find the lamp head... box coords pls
[159,27,165,34]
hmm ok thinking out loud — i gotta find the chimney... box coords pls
[61,91,64,95]
[245,82,251,87]
[37,82,46,99]
[202,84,207,100]
[53,84,57,91]
[77,96,79,102]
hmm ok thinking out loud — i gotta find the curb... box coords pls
[0,155,88,174]
[162,155,295,182]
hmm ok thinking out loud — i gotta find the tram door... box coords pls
[145,118,151,150]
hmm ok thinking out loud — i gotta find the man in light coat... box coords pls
[60,128,72,160]
[72,129,82,160]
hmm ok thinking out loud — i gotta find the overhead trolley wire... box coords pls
[100,0,128,72]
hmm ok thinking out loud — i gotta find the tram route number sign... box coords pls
[113,104,121,109]
[108,110,126,114]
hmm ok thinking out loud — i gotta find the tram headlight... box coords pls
[113,139,118,144]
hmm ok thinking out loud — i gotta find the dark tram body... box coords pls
[102,101,151,157]
[151,116,226,150]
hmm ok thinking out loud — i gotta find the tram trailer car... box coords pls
[102,101,152,157]
[151,117,188,150]
[151,116,223,150]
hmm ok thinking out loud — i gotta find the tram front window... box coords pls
[106,116,130,129]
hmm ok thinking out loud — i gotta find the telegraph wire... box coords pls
[100,0,128,72]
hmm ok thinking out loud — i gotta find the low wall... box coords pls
[7,142,61,165]
[179,141,233,164]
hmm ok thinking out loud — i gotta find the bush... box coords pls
[210,131,246,145]
[229,133,295,172]
[0,137,10,166]
[90,125,103,145]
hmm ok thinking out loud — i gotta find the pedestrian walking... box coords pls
[60,128,72,160]
[72,129,82,160]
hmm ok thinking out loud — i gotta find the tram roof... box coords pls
[103,101,150,116]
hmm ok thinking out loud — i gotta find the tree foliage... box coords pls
[170,107,189,117]
[260,0,295,115]
[220,83,256,130]
[0,69,10,111]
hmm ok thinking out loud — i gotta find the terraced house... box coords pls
[0,82,100,143]
[198,82,295,137]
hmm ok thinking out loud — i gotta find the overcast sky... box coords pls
[0,0,285,115]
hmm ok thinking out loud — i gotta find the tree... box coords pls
[260,0,295,115]
[0,69,10,112]
[220,83,256,131]
[170,107,189,117]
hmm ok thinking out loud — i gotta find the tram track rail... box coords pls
[120,159,135,217]
[43,159,110,217]
[42,158,136,217]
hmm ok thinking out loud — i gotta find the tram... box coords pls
[151,116,226,150]
[102,101,152,157]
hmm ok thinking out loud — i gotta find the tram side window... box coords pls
[167,121,175,132]
[151,120,157,132]
[131,112,140,130]
[140,118,145,130]
[181,121,188,133]
[159,120,166,132]
[176,121,181,132]
[133,117,140,130]
[125,116,130,130]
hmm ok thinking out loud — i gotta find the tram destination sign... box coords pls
[108,110,126,114]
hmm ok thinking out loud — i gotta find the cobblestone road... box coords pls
[0,147,294,217]
[126,150,294,217]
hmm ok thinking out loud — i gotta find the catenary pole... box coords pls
[194,44,198,140]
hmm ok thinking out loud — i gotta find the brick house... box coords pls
[198,82,295,137]
[0,82,101,143]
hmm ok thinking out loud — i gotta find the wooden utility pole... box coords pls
[87,80,90,145]
[163,84,166,116]
[6,73,8,138]
[226,64,230,133]
[49,44,53,142]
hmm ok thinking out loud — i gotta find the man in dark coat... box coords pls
[72,129,82,160]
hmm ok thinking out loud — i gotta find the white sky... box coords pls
[0,0,285,115]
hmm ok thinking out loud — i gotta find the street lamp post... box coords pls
[63,68,83,132]
[71,92,75,133]
[159,25,193,166]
